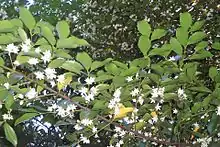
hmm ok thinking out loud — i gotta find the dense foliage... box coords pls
[0,6,220,147]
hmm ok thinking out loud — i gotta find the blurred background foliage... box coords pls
[0,0,219,146]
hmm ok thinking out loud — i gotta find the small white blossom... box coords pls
[57,74,65,83]
[5,43,19,54]
[81,118,93,126]
[45,68,56,79]
[24,39,31,45]
[126,76,133,82]
[85,77,95,85]
[92,127,97,133]
[217,106,220,116]
[2,113,13,121]
[155,104,161,111]
[21,43,30,52]
[130,88,139,97]
[79,87,88,96]
[173,109,178,114]
[113,87,122,99]
[13,60,20,66]
[80,135,90,144]
[41,50,52,63]
[74,124,83,130]
[3,83,10,89]
[35,47,41,53]
[25,88,37,99]
[34,71,44,80]
[28,58,39,65]
[90,86,98,95]
[151,87,165,98]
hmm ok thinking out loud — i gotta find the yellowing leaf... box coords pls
[114,103,134,119]
[150,111,157,117]
[57,74,72,91]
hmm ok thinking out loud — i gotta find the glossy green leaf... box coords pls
[105,63,121,75]
[180,12,192,30]
[189,50,213,60]
[55,49,72,59]
[41,26,56,45]
[207,113,219,134]
[92,100,107,110]
[137,20,151,37]
[0,57,4,66]
[0,35,21,44]
[189,86,212,93]
[188,32,207,45]
[56,21,70,39]
[212,42,220,50]
[19,7,36,30]
[170,37,183,56]
[151,29,166,41]
[176,27,188,46]
[48,58,66,68]
[0,20,15,32]
[61,61,83,74]
[209,67,218,81]
[10,19,23,28]
[90,61,104,71]
[138,35,151,56]
[4,122,17,146]
[56,36,89,48]
[195,41,208,51]
[190,20,205,32]
[15,113,39,126]
[5,93,14,110]
[76,52,92,71]
[18,27,28,42]
[95,75,113,82]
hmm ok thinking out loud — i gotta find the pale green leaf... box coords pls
[151,29,166,41]
[76,52,92,71]
[15,113,39,126]
[188,32,207,45]
[190,20,205,32]
[138,35,151,56]
[56,21,70,39]
[170,37,183,56]
[137,20,151,37]
[180,12,192,30]
[4,122,17,146]
[176,27,188,46]
[19,7,36,30]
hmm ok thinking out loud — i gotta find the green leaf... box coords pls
[56,21,70,39]
[95,75,113,82]
[209,67,218,81]
[0,57,4,66]
[90,61,104,71]
[35,38,49,45]
[112,61,128,70]
[189,86,212,93]
[138,35,151,56]
[190,20,205,32]
[170,37,183,56]
[92,100,107,110]
[176,27,188,46]
[55,49,72,59]
[19,7,36,30]
[18,28,28,42]
[105,63,121,75]
[16,55,30,64]
[61,61,83,74]
[41,26,56,45]
[189,50,213,60]
[76,52,92,71]
[212,42,220,50]
[48,58,65,68]
[137,20,151,37]
[180,12,192,30]
[207,113,219,134]
[15,113,39,126]
[4,122,17,146]
[130,57,150,68]
[149,44,172,57]
[120,66,139,76]
[5,93,14,110]
[195,41,208,51]
[191,102,201,113]
[56,36,89,48]
[0,20,15,33]
[151,29,166,41]
[0,35,21,45]
[10,19,23,28]
[188,32,207,45]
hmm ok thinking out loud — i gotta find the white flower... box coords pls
[80,135,90,144]
[3,82,10,89]
[41,50,52,63]
[57,74,65,83]
[34,71,44,80]
[2,113,13,121]
[5,43,19,54]
[173,109,178,114]
[126,76,133,82]
[50,80,56,87]
[81,118,93,126]
[74,124,83,130]
[79,87,88,96]
[66,104,77,112]
[56,106,67,117]
[177,88,187,100]
[35,47,41,53]
[168,56,176,61]
[45,68,56,79]
[90,86,98,95]
[25,88,37,99]
[17,94,24,99]
[197,137,212,147]
[217,106,220,116]
[21,43,30,52]
[85,77,95,85]
[28,58,39,65]
[130,88,139,97]
[24,39,31,45]
[151,87,165,98]
[92,127,97,133]
[13,60,20,66]
[137,95,144,105]
[113,87,122,99]
[84,93,94,102]
[155,104,161,111]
